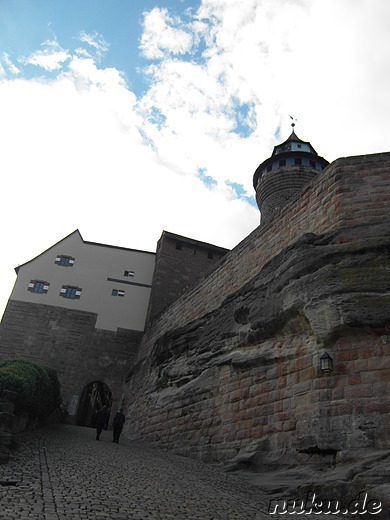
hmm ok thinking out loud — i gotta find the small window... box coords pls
[28,280,50,294]
[176,241,182,251]
[310,160,316,168]
[297,144,302,148]
[60,285,82,300]
[294,158,302,165]
[279,159,286,167]
[124,270,135,277]
[112,289,125,297]
[55,255,75,267]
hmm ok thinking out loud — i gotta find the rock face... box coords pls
[125,223,390,465]
[123,151,390,477]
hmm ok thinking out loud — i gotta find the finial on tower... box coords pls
[289,114,297,133]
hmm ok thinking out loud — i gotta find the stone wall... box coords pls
[142,153,390,356]
[146,232,229,323]
[0,300,142,418]
[123,152,390,467]
[255,165,318,224]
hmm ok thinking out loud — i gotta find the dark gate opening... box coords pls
[76,381,112,427]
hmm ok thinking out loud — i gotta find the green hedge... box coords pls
[0,360,61,421]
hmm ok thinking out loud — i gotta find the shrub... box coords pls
[0,360,62,421]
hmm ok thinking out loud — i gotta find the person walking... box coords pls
[112,408,126,443]
[95,405,110,441]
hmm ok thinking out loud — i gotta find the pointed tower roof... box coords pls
[271,131,318,157]
[253,130,328,190]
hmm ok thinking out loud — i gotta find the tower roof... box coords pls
[271,131,318,157]
[253,130,329,189]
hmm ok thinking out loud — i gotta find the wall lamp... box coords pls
[320,352,333,373]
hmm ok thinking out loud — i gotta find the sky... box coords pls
[0,0,389,320]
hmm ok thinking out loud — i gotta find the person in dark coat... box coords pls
[112,408,125,443]
[95,405,110,441]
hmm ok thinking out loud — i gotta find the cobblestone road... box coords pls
[0,424,270,520]
[0,425,346,519]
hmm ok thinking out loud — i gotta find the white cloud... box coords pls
[1,0,390,320]
[20,38,70,71]
[0,45,258,317]
[2,53,20,75]
[139,0,390,171]
[78,31,109,61]
[139,7,194,59]
[75,47,91,59]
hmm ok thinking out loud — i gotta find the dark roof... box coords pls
[253,131,329,189]
[160,231,230,254]
[272,131,318,156]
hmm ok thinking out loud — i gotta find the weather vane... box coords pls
[289,115,297,132]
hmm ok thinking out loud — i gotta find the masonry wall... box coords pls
[125,329,390,465]
[141,153,390,352]
[0,300,142,419]
[146,232,228,323]
[123,152,390,467]
[255,165,318,224]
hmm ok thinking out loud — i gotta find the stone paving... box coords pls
[0,424,347,519]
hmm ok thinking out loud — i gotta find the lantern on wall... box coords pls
[320,352,333,373]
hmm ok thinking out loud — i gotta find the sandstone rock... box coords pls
[134,223,390,470]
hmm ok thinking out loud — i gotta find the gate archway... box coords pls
[76,381,112,427]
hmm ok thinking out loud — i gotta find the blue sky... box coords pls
[0,0,202,93]
[0,0,390,318]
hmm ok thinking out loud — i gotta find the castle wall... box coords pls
[145,232,228,323]
[0,300,142,420]
[125,332,390,464]
[123,152,390,467]
[141,152,390,356]
[255,165,318,224]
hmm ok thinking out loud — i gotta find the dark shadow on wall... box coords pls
[76,381,112,427]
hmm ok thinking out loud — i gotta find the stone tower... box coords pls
[253,127,329,224]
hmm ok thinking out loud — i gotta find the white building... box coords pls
[11,229,156,332]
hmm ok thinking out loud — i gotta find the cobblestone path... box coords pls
[0,424,346,519]
[0,424,269,519]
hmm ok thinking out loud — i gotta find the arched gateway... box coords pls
[76,381,113,427]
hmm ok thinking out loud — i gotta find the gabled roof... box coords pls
[15,230,80,274]
[15,229,156,274]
